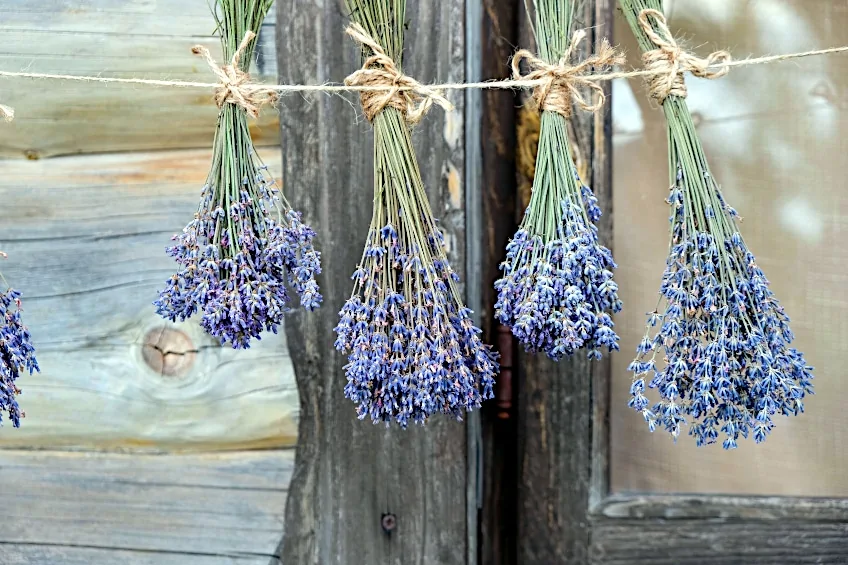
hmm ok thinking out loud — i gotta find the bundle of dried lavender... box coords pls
[0,253,38,427]
[620,0,814,448]
[156,0,321,349]
[494,0,622,361]
[333,0,498,427]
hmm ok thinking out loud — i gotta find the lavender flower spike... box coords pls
[627,170,814,449]
[155,1,321,349]
[0,258,39,427]
[495,120,622,361]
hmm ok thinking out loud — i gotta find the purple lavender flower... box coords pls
[335,222,498,428]
[155,136,321,349]
[628,169,814,449]
[495,113,622,360]
[0,287,38,427]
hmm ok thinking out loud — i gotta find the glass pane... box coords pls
[611,0,848,496]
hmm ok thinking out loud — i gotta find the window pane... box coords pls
[611,0,848,496]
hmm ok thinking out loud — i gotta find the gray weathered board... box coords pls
[0,149,299,450]
[0,0,279,158]
[0,449,291,564]
[276,1,471,564]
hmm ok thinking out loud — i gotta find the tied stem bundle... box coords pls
[155,0,322,349]
[620,0,814,449]
[495,0,623,361]
[0,253,39,428]
[334,0,498,428]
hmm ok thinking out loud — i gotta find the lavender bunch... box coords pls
[495,0,622,360]
[0,253,39,427]
[155,0,321,349]
[620,0,814,449]
[334,0,498,428]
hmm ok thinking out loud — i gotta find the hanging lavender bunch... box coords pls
[620,0,814,449]
[495,0,623,361]
[333,0,498,428]
[0,253,38,427]
[155,0,321,349]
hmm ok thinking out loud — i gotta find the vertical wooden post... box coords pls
[515,1,615,563]
[475,1,521,564]
[276,1,470,564]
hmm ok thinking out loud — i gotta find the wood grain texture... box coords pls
[515,3,613,564]
[276,1,470,564]
[477,1,520,565]
[0,0,279,158]
[0,449,291,564]
[591,518,848,565]
[0,149,299,451]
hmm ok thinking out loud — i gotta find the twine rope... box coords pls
[511,29,625,116]
[190,31,278,118]
[2,20,848,121]
[343,23,453,124]
[638,8,732,104]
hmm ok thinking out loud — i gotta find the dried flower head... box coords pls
[495,0,622,361]
[155,0,321,348]
[0,256,39,428]
[334,0,498,427]
[620,0,814,448]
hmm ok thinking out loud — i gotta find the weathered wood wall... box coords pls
[1,2,296,563]
[1,1,279,158]
[0,1,299,452]
[276,1,471,564]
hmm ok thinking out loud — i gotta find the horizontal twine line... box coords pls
[1,45,847,96]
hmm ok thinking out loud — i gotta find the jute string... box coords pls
[342,23,453,124]
[190,31,278,118]
[511,30,624,117]
[2,9,848,122]
[638,8,731,104]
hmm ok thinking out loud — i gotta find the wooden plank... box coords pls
[0,0,279,158]
[0,546,276,565]
[276,1,470,564]
[0,149,299,451]
[515,2,614,564]
[476,1,521,565]
[591,518,848,565]
[0,449,291,561]
[597,494,848,521]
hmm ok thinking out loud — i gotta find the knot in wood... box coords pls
[142,327,197,378]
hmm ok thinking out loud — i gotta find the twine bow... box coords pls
[343,23,454,124]
[511,30,624,117]
[0,104,13,122]
[638,8,732,104]
[191,31,278,118]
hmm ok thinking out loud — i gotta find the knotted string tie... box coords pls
[191,31,278,118]
[511,29,624,117]
[638,8,732,104]
[343,23,454,124]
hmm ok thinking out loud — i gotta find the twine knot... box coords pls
[638,8,731,104]
[0,104,13,122]
[343,23,454,124]
[191,31,278,118]
[511,30,624,117]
